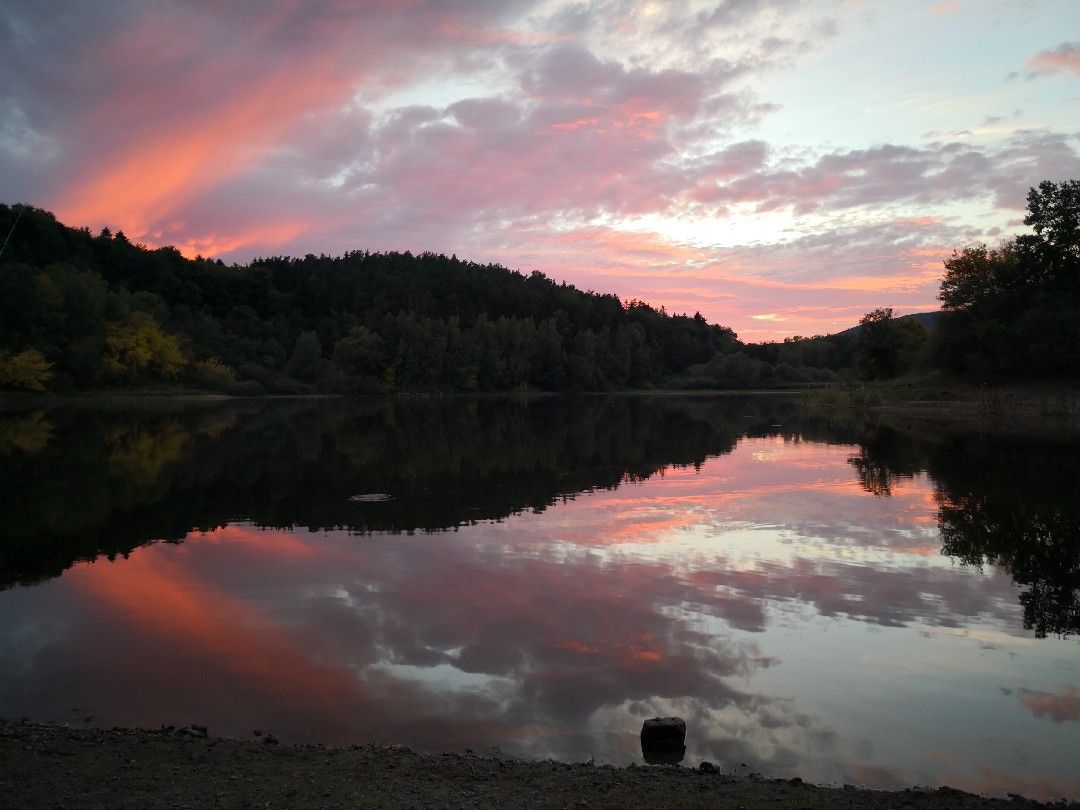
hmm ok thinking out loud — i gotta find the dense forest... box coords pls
[0,179,1076,394]
[0,204,743,394]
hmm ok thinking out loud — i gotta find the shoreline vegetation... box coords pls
[4,379,1080,427]
[804,378,1080,430]
[0,721,1067,809]
[3,180,1078,399]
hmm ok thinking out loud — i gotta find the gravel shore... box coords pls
[1,721,1072,809]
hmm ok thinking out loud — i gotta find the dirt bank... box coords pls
[0,722,1070,809]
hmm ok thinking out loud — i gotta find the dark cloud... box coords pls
[519,42,705,113]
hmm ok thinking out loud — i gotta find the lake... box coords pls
[1,395,1077,800]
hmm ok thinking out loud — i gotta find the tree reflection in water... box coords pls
[2,396,1077,639]
[1,396,1079,798]
[844,420,1080,639]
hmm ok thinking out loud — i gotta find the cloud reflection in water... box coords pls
[0,398,1077,800]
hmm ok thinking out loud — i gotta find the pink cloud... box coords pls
[1027,42,1080,77]
[3,2,539,238]
[1019,686,1080,723]
[931,0,963,15]
[1,3,1077,341]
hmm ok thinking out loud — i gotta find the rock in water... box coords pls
[642,746,685,765]
[640,717,686,763]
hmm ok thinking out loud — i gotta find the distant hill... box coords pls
[834,310,941,339]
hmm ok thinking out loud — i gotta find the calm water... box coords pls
[1,396,1078,799]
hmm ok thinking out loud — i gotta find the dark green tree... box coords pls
[1018,179,1080,276]
[935,180,1080,378]
[853,308,927,380]
[284,331,327,385]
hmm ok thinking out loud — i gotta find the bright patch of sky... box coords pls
[757,2,1078,152]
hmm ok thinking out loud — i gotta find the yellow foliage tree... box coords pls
[0,411,54,453]
[0,348,54,391]
[105,312,186,380]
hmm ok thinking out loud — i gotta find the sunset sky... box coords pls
[2,1,1078,340]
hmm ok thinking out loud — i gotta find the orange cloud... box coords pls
[186,524,325,559]
[68,549,364,707]
[549,117,603,133]
[56,52,355,238]
[170,221,312,259]
[931,0,962,15]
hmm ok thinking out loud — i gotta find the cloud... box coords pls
[931,0,963,14]
[0,1,1077,341]
[1019,686,1080,724]
[0,1,537,232]
[1027,42,1080,78]
[518,42,705,115]
[0,425,1048,786]
[689,133,1080,214]
[702,0,801,28]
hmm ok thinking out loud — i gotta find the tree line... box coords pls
[715,179,1080,386]
[0,205,744,393]
[1,179,1076,394]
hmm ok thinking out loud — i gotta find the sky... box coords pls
[1,1,1078,340]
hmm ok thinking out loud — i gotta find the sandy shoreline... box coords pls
[1,721,1069,809]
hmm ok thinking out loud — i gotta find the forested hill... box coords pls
[12,181,1071,395]
[0,204,740,393]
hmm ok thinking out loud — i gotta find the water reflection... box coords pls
[0,396,1077,800]
[1,397,751,585]
[846,422,1080,638]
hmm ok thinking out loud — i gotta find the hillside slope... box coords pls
[0,204,738,393]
